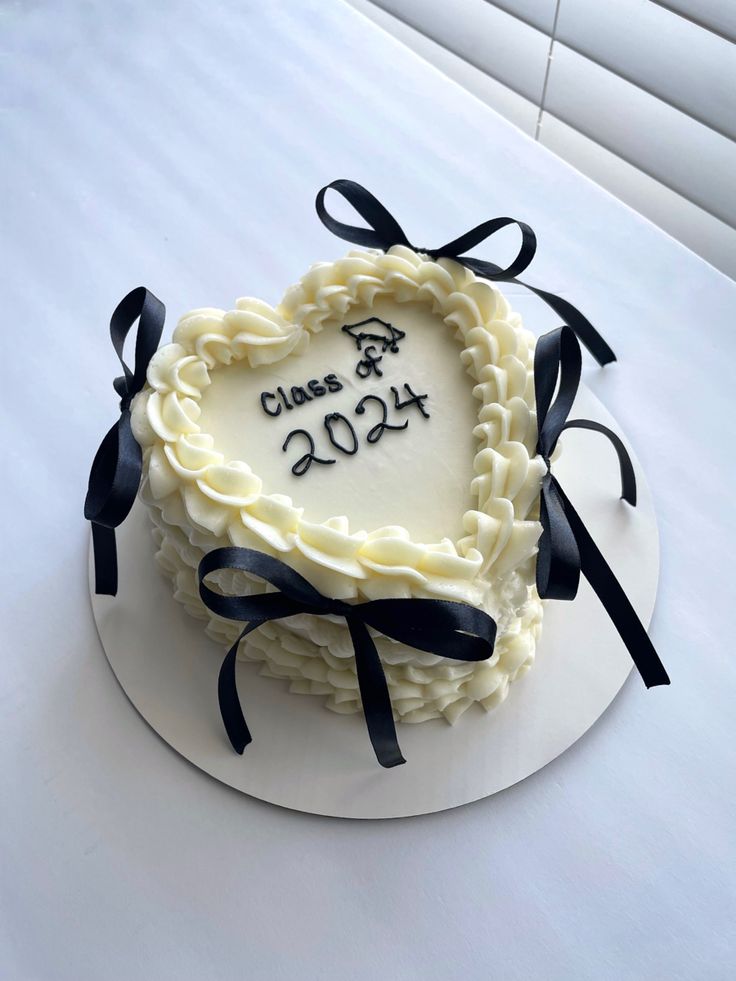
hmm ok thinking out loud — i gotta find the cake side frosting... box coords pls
[144,502,543,724]
[132,246,547,724]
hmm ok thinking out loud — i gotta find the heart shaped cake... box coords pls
[87,182,669,769]
[131,246,548,725]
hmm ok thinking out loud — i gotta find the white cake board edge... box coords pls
[88,385,660,819]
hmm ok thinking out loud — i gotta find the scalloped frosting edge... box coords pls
[148,506,543,724]
[131,246,547,607]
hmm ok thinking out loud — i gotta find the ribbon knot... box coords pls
[198,547,498,768]
[85,287,165,596]
[113,375,134,413]
[198,328,669,768]
[316,179,616,366]
[534,325,669,687]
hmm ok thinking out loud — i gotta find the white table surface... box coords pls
[2,2,734,978]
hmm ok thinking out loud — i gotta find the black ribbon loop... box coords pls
[535,325,669,688]
[85,288,165,595]
[198,547,498,768]
[316,179,616,366]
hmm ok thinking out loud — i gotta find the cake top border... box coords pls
[132,246,545,605]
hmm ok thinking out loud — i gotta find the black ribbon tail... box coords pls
[520,281,616,367]
[537,475,581,601]
[534,325,668,689]
[217,624,257,754]
[347,616,406,768]
[316,180,615,367]
[86,287,165,595]
[563,419,637,505]
[461,253,615,367]
[90,522,118,596]
[558,484,670,688]
[200,547,497,767]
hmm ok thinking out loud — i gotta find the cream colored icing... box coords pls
[133,246,547,721]
[146,504,543,724]
[195,296,480,542]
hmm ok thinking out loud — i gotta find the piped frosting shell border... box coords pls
[132,246,546,605]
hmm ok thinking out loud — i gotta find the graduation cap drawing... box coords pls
[341,318,406,378]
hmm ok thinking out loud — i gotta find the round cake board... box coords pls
[89,386,660,819]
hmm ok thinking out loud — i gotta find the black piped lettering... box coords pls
[260,391,281,417]
[355,394,408,444]
[282,429,335,477]
[290,386,312,406]
[324,412,359,455]
[277,385,294,410]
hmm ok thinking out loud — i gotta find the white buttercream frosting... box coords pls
[133,246,547,723]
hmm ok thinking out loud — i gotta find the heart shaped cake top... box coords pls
[132,245,547,616]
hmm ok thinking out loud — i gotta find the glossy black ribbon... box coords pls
[535,325,669,687]
[316,179,616,366]
[85,287,165,595]
[198,547,498,768]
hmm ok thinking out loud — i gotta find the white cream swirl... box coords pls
[132,246,545,601]
[147,504,543,724]
[133,246,547,722]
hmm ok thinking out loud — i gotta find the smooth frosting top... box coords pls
[132,246,546,610]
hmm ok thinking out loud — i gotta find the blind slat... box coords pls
[653,0,736,44]
[489,0,558,34]
[540,112,736,279]
[555,0,736,140]
[349,0,538,133]
[544,43,736,227]
[370,0,550,103]
[344,1,736,274]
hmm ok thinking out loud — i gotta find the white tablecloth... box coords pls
[2,2,734,978]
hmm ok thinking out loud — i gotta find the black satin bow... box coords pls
[535,325,669,687]
[316,179,616,366]
[198,547,498,768]
[85,287,165,595]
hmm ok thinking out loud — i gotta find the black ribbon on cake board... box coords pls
[315,179,617,367]
[85,287,165,596]
[533,325,670,688]
[84,196,667,769]
[199,326,667,768]
[199,548,498,769]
